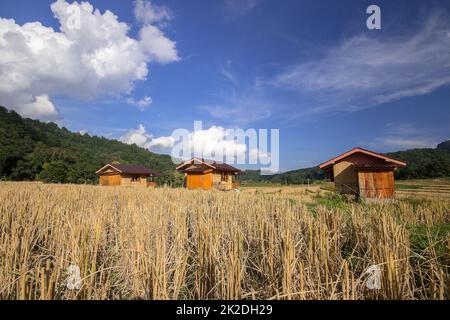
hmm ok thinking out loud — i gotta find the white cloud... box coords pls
[120,124,152,147]
[384,123,424,136]
[139,24,179,64]
[126,96,153,111]
[224,0,262,17]
[200,66,272,124]
[274,11,450,114]
[133,0,172,26]
[363,123,438,150]
[369,137,437,150]
[249,148,271,164]
[148,135,176,150]
[201,104,271,124]
[0,0,179,120]
[220,65,239,86]
[186,125,247,159]
[11,94,59,120]
[120,124,175,151]
[120,124,249,159]
[121,123,276,170]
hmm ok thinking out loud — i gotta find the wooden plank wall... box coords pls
[358,171,394,198]
[99,174,121,186]
[333,161,359,195]
[187,173,212,190]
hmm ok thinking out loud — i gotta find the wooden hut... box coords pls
[319,148,406,199]
[96,164,160,187]
[176,158,241,191]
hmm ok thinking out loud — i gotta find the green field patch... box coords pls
[408,222,450,260]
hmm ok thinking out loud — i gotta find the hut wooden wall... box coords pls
[120,175,148,187]
[99,174,121,186]
[212,171,234,191]
[333,161,359,195]
[186,173,213,190]
[332,153,397,198]
[358,171,394,198]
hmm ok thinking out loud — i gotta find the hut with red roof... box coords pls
[176,158,241,191]
[319,148,406,199]
[96,164,160,187]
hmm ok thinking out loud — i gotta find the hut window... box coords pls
[221,173,228,182]
[131,176,140,182]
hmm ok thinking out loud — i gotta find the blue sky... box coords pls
[0,0,449,172]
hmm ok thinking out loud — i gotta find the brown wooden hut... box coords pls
[319,148,406,199]
[176,158,241,191]
[96,164,160,187]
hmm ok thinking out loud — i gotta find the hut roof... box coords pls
[183,166,213,174]
[96,164,160,176]
[319,148,407,170]
[176,158,241,173]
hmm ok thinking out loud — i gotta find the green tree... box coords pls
[38,161,68,183]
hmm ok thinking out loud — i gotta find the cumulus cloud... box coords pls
[274,10,450,114]
[121,123,278,172]
[139,24,179,64]
[120,124,257,159]
[120,124,175,151]
[0,0,179,120]
[11,94,59,120]
[133,0,172,26]
[126,96,153,111]
[120,124,247,156]
[183,125,247,160]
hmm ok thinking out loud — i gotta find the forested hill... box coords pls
[0,106,177,184]
[241,140,450,184]
[386,144,450,179]
[1,106,449,185]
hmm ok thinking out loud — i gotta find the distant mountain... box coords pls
[437,140,450,153]
[0,106,180,185]
[240,167,326,185]
[386,145,450,180]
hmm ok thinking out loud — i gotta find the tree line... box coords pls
[0,106,183,186]
[1,106,449,186]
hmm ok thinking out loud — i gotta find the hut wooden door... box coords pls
[100,175,109,186]
[358,171,394,198]
[100,174,121,186]
[187,173,212,190]
[202,172,212,190]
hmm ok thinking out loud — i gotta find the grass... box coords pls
[0,182,448,300]
[397,184,424,190]
[395,178,450,199]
